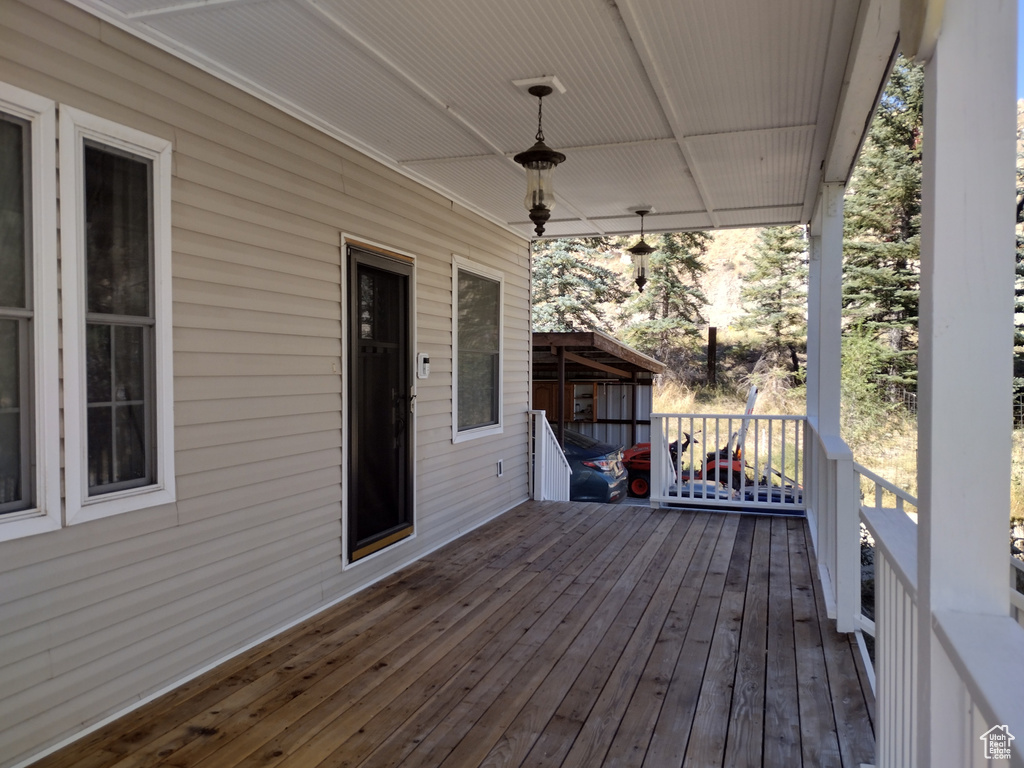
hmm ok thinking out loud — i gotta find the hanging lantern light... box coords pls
[513,85,566,237]
[628,209,656,292]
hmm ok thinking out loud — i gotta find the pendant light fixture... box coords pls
[628,208,656,292]
[513,85,566,237]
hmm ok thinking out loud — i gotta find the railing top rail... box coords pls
[650,412,806,421]
[862,505,918,594]
[813,431,853,461]
[854,461,919,507]
[931,610,1024,750]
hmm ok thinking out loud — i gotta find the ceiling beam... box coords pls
[125,0,260,20]
[560,351,632,378]
[535,331,666,373]
[92,0,536,241]
[613,0,720,228]
[398,137,679,166]
[302,0,604,237]
[303,0,506,160]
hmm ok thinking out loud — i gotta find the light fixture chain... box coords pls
[536,95,545,142]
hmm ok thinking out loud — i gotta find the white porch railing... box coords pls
[649,413,806,514]
[856,462,1024,768]
[856,462,919,768]
[805,423,859,631]
[528,410,571,502]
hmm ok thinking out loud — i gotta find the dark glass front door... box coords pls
[348,247,413,561]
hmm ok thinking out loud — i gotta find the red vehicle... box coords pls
[624,388,758,498]
[622,432,747,498]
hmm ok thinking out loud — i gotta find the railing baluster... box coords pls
[780,419,786,501]
[754,419,761,495]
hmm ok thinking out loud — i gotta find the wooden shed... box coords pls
[532,330,666,448]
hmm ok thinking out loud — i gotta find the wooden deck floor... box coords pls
[34,501,875,768]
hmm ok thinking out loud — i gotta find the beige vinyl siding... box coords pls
[0,0,531,764]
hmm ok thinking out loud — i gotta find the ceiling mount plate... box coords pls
[512,76,566,95]
[628,205,655,215]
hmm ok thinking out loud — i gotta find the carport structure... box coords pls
[532,330,665,447]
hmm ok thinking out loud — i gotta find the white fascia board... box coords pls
[821,0,901,184]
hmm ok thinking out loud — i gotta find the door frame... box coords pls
[340,234,417,568]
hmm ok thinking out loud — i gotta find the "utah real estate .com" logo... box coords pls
[980,725,1016,761]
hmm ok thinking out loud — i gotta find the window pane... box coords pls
[84,144,151,317]
[358,269,400,343]
[115,404,147,483]
[86,329,151,493]
[0,412,21,507]
[457,269,500,431]
[359,272,374,340]
[0,116,27,309]
[458,272,500,352]
[458,351,498,430]
[87,405,113,489]
[114,325,145,402]
[0,319,20,410]
[86,324,112,404]
[0,319,22,508]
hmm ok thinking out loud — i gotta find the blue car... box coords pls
[563,430,628,503]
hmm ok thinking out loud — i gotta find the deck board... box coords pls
[32,502,875,768]
[790,516,844,768]
[722,515,771,768]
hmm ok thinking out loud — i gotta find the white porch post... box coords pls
[916,0,1017,764]
[806,210,823,554]
[807,220,822,427]
[816,182,844,436]
[808,183,858,631]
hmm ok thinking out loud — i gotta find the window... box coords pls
[61,106,174,524]
[0,112,32,514]
[452,256,503,441]
[0,82,58,540]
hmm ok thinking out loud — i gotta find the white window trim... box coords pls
[0,83,60,541]
[60,105,175,525]
[452,255,504,443]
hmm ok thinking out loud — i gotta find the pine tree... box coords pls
[736,225,808,374]
[842,56,923,394]
[1013,103,1024,401]
[618,231,709,363]
[531,238,627,332]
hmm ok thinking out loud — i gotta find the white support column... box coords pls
[806,207,822,426]
[817,182,844,436]
[917,0,1017,764]
[808,182,858,631]
[806,208,824,555]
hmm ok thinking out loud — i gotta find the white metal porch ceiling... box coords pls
[68,0,899,240]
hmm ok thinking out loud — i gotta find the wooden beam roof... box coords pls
[533,331,666,378]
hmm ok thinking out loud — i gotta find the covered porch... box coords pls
[1,0,1021,765]
[28,501,874,768]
